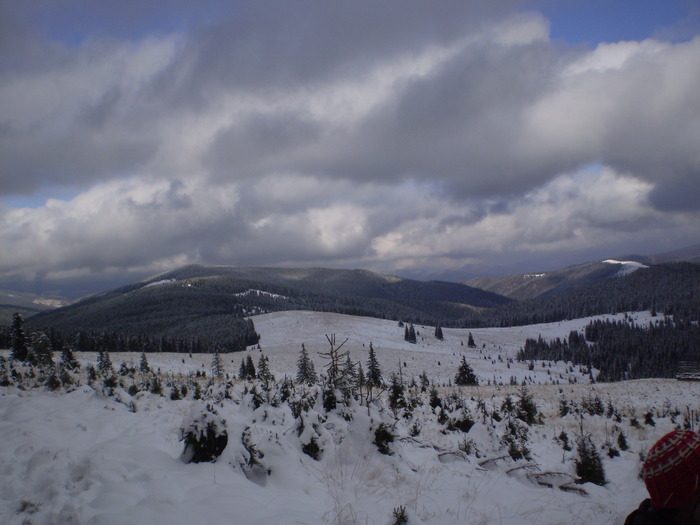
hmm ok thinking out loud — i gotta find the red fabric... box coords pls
[641,430,700,509]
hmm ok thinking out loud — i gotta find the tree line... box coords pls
[516,315,700,381]
[1,312,260,356]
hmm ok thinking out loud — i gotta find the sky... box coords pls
[1,0,699,297]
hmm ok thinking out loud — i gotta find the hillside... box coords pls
[2,310,699,525]
[24,266,511,350]
[469,262,700,327]
[0,289,68,326]
[467,260,625,301]
[467,243,700,300]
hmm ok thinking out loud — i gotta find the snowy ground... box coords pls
[2,310,699,525]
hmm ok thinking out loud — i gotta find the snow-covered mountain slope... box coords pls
[602,259,649,277]
[2,310,698,525]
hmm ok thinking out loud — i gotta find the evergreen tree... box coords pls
[467,332,476,348]
[429,386,442,409]
[516,385,538,425]
[296,344,317,385]
[419,371,430,392]
[575,434,607,486]
[139,352,150,374]
[239,355,256,380]
[454,356,478,386]
[366,343,382,387]
[404,324,417,343]
[356,363,365,390]
[388,373,405,411]
[60,346,80,371]
[211,352,224,379]
[257,354,272,383]
[434,325,444,340]
[30,332,54,367]
[10,313,28,361]
[341,354,356,383]
[97,351,113,375]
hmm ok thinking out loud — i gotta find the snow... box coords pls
[2,310,698,525]
[602,260,649,277]
[143,279,176,288]
[234,289,289,300]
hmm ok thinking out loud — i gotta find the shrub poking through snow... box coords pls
[373,423,395,455]
[392,505,408,524]
[180,403,228,463]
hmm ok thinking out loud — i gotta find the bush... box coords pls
[180,403,228,463]
[392,505,408,525]
[302,437,321,460]
[374,423,395,455]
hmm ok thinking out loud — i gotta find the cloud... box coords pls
[2,166,696,288]
[0,2,699,289]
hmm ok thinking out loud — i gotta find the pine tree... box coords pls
[516,385,537,425]
[575,434,606,486]
[419,371,430,392]
[356,363,365,390]
[241,355,256,380]
[388,373,405,411]
[97,351,113,376]
[30,332,54,367]
[296,344,317,385]
[10,313,28,361]
[434,325,444,340]
[404,324,417,343]
[257,354,272,383]
[467,332,476,348]
[341,354,356,383]
[211,352,224,379]
[366,343,382,387]
[139,352,150,374]
[60,346,80,371]
[454,356,478,386]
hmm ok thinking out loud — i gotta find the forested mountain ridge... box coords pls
[467,244,700,300]
[23,265,512,350]
[13,262,700,354]
[467,262,700,328]
[467,260,625,301]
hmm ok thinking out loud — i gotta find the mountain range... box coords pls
[465,244,700,300]
[2,244,699,348]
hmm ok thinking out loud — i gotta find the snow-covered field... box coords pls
[2,310,699,525]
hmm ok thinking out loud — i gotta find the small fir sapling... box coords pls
[374,423,395,455]
[454,356,478,386]
[139,352,150,374]
[617,431,629,451]
[392,505,408,525]
[60,346,80,371]
[180,403,228,463]
[575,434,606,486]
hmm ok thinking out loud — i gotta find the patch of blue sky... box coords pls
[2,185,80,209]
[529,0,699,46]
[34,1,230,46]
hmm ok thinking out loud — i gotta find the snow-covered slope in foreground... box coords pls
[2,311,699,525]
